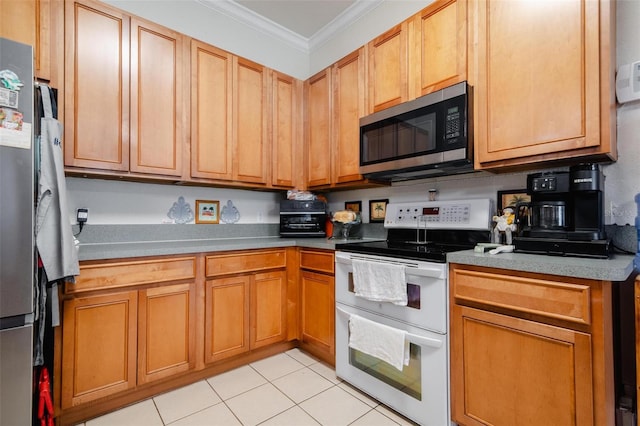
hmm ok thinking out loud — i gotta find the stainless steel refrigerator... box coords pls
[0,37,35,425]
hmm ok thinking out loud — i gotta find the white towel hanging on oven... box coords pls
[348,313,409,371]
[352,259,407,305]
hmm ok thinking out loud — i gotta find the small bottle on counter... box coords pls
[326,214,333,239]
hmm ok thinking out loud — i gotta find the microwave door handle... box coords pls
[335,306,443,349]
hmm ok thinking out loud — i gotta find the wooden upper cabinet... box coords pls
[367,22,408,113]
[190,40,233,181]
[271,71,302,188]
[0,0,51,80]
[332,48,367,185]
[472,0,616,169]
[63,1,186,178]
[306,68,332,188]
[409,0,467,97]
[233,57,269,185]
[130,18,185,177]
[64,0,130,171]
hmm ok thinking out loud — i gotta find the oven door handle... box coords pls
[335,254,445,279]
[336,307,443,349]
[406,331,443,349]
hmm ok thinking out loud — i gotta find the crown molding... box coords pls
[309,0,383,52]
[195,0,384,55]
[196,0,309,52]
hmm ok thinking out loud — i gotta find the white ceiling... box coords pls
[198,0,384,51]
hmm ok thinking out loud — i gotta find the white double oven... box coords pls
[335,251,450,426]
[334,198,492,426]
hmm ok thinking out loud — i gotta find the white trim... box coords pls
[196,0,385,54]
[196,0,309,52]
[309,0,384,52]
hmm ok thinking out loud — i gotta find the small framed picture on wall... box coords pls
[497,190,530,213]
[344,201,362,213]
[369,199,389,223]
[195,200,220,224]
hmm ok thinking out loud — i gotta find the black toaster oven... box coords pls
[279,200,326,237]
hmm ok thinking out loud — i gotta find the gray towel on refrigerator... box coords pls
[35,85,79,281]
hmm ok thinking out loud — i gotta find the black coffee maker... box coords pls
[514,164,610,258]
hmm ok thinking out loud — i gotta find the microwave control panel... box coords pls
[384,198,492,230]
[445,106,461,140]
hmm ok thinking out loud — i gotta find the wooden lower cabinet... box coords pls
[204,249,289,363]
[61,291,138,409]
[205,275,250,362]
[204,270,287,361]
[450,264,615,426]
[300,271,335,360]
[452,306,593,425]
[299,249,335,365]
[251,271,287,349]
[58,249,296,423]
[137,283,197,384]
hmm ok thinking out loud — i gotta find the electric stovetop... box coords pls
[336,229,491,263]
[336,199,494,262]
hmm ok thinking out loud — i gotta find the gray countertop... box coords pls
[447,250,636,282]
[77,237,372,261]
[78,235,636,283]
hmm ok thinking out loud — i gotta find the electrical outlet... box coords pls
[77,208,88,224]
[257,211,264,223]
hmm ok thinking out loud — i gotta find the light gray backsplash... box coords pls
[606,224,638,254]
[74,222,388,244]
[74,224,281,244]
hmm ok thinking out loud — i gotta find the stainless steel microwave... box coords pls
[359,81,472,181]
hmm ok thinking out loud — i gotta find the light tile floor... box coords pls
[79,349,419,426]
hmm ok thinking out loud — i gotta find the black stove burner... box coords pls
[335,228,492,262]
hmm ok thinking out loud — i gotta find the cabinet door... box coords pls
[410,0,467,97]
[332,48,367,185]
[300,270,335,357]
[271,71,301,188]
[451,305,594,426]
[306,68,332,188]
[473,0,614,168]
[250,270,287,349]
[64,0,129,171]
[233,57,268,184]
[138,282,196,384]
[130,18,185,177]
[0,0,51,80]
[190,40,233,181]
[367,22,408,113]
[205,276,250,363]
[61,291,138,408]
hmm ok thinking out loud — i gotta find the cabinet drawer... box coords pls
[69,257,196,293]
[451,268,591,325]
[206,249,286,277]
[300,250,334,274]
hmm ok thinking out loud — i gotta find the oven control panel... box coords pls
[384,198,492,230]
